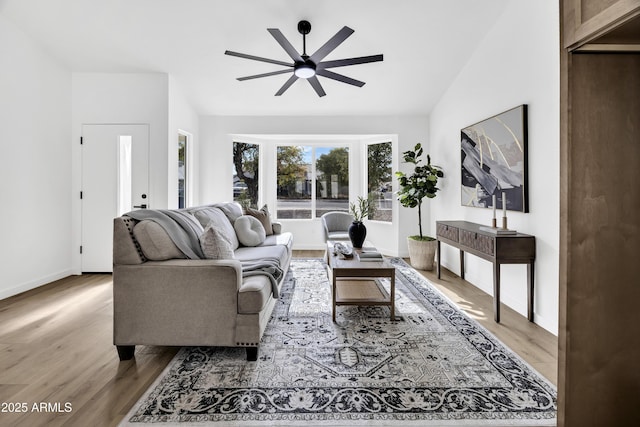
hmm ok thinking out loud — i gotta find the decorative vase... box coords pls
[407,237,437,271]
[348,221,367,249]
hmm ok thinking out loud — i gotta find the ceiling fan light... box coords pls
[294,64,316,79]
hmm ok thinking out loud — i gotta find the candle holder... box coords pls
[481,214,516,235]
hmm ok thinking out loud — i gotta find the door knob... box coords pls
[133,204,148,209]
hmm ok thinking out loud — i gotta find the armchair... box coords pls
[320,211,354,242]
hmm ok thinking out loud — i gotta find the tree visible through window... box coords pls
[276,146,310,218]
[315,147,349,217]
[233,141,259,209]
[367,142,392,222]
[178,134,187,209]
[276,145,349,219]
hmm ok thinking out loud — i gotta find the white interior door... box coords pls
[81,124,149,272]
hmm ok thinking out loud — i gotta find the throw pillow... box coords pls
[234,215,266,247]
[245,204,273,236]
[200,224,235,259]
[133,220,186,260]
[192,207,240,250]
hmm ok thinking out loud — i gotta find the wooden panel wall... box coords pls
[559,52,640,426]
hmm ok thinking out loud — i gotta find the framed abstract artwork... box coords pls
[461,105,528,212]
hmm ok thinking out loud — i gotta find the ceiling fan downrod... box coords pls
[295,20,315,78]
[297,20,311,57]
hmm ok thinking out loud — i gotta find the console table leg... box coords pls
[528,261,535,322]
[460,250,465,280]
[493,262,501,323]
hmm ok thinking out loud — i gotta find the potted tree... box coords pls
[395,143,444,270]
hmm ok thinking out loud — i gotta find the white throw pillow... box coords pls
[200,224,235,259]
[234,215,266,247]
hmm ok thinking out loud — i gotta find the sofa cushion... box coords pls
[238,275,273,314]
[234,215,266,247]
[192,207,239,250]
[215,202,244,223]
[200,224,234,259]
[262,232,293,249]
[245,204,273,236]
[132,220,186,260]
[234,244,288,267]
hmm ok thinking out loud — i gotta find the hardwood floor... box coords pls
[0,252,557,426]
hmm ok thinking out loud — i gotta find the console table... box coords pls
[435,221,536,323]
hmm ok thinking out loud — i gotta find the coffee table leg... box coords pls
[332,275,337,322]
[390,272,395,321]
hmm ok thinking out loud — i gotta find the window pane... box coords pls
[178,134,187,209]
[315,146,349,218]
[277,146,311,219]
[367,142,392,222]
[118,136,132,215]
[233,141,259,209]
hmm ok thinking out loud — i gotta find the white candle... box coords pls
[502,192,507,217]
[492,195,496,219]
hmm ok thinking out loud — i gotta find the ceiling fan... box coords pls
[224,20,383,97]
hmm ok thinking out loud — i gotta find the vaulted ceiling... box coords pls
[0,0,509,116]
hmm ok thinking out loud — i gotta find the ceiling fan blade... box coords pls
[318,54,383,69]
[307,76,326,97]
[225,50,293,68]
[267,28,303,62]
[316,69,365,87]
[309,26,354,63]
[275,74,299,96]
[237,69,292,81]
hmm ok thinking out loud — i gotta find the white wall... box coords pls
[71,73,170,273]
[199,116,428,255]
[428,1,560,333]
[168,75,200,208]
[0,14,72,298]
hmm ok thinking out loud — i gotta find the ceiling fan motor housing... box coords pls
[297,20,311,35]
[294,59,316,79]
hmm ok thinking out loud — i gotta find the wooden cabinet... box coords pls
[560,1,640,425]
[435,221,535,323]
[563,0,640,49]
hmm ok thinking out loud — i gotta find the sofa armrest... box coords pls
[272,222,282,234]
[113,259,243,346]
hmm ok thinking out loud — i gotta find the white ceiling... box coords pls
[0,0,509,116]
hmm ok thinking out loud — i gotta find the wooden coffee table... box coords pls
[326,241,396,322]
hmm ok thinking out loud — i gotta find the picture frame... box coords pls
[461,104,528,212]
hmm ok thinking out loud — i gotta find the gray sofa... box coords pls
[112,202,292,361]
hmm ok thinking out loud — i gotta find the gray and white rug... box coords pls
[120,258,556,426]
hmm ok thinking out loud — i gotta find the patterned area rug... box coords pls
[120,258,556,426]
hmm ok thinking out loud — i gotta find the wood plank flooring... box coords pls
[0,252,557,426]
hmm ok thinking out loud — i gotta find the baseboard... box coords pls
[0,269,74,300]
